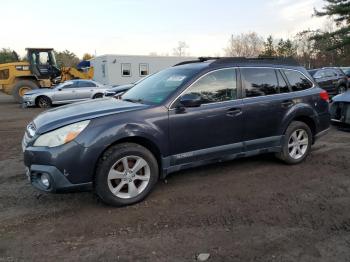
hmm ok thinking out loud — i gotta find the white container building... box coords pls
[91,55,195,86]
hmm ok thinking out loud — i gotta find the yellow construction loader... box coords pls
[0,48,94,102]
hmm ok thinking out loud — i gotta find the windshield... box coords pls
[122,67,198,105]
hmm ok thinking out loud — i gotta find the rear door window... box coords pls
[78,81,96,88]
[283,70,313,91]
[241,68,278,97]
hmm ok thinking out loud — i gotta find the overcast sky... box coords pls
[1,0,327,58]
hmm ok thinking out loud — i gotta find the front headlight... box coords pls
[33,120,90,147]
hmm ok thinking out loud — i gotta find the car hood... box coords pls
[24,88,54,95]
[332,90,350,103]
[33,98,148,134]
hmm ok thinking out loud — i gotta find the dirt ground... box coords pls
[0,93,350,262]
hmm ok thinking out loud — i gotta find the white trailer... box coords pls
[91,55,195,86]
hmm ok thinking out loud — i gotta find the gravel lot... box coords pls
[0,93,350,262]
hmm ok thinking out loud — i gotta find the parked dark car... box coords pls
[104,75,151,97]
[22,57,330,206]
[330,91,350,125]
[104,84,135,97]
[310,67,348,95]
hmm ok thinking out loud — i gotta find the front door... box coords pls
[53,81,79,102]
[168,68,244,165]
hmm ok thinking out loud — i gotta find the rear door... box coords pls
[75,81,96,100]
[240,67,293,151]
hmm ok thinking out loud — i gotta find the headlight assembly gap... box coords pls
[33,120,90,147]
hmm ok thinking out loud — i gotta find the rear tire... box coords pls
[276,121,312,164]
[93,93,103,99]
[95,143,159,206]
[12,80,39,103]
[36,96,52,108]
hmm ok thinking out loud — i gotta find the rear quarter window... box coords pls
[283,70,313,91]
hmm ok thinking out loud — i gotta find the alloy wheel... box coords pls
[38,98,49,108]
[288,129,309,160]
[107,155,150,199]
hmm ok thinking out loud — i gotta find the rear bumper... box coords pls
[314,127,330,140]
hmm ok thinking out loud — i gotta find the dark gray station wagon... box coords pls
[23,58,330,206]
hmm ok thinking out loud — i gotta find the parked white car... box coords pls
[23,80,110,108]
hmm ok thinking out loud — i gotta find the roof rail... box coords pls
[173,57,220,67]
[211,57,300,66]
[174,56,299,67]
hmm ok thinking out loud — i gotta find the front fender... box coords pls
[75,107,169,161]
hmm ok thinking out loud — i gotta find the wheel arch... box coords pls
[93,135,163,183]
[93,92,103,99]
[282,114,317,143]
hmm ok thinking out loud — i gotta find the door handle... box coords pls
[281,100,293,108]
[226,108,242,117]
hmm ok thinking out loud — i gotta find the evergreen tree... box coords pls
[54,50,79,68]
[261,35,276,57]
[0,48,19,64]
[314,0,350,49]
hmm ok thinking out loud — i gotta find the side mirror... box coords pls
[178,93,202,108]
[58,88,62,91]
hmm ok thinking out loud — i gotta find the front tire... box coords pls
[36,96,52,108]
[95,143,159,206]
[276,121,312,164]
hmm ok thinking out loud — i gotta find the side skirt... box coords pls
[161,135,283,178]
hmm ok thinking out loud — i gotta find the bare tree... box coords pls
[224,32,264,57]
[173,41,189,56]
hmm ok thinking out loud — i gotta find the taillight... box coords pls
[320,90,329,102]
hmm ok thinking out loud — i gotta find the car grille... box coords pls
[22,122,36,151]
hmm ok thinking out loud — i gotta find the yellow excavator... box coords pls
[0,48,94,102]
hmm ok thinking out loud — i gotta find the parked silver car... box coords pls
[23,80,110,108]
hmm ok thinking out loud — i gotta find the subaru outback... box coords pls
[22,57,330,206]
